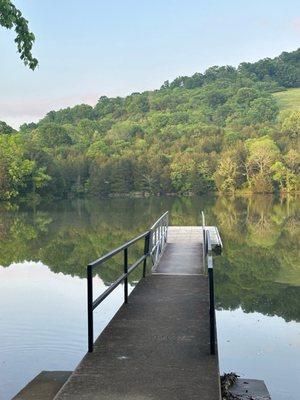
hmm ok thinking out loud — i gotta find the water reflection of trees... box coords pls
[213,194,300,322]
[0,196,213,283]
[0,195,299,321]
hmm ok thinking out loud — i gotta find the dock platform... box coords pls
[54,222,221,400]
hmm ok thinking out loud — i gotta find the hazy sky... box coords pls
[1,0,299,128]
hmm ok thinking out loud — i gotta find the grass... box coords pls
[273,87,300,111]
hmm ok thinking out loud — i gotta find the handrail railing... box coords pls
[149,211,169,266]
[201,211,206,267]
[206,231,216,355]
[202,212,216,355]
[87,212,168,352]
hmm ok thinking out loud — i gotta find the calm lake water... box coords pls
[0,195,299,400]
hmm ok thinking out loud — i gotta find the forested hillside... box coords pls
[0,48,299,201]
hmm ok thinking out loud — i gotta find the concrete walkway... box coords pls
[168,226,222,249]
[153,242,203,275]
[54,226,221,400]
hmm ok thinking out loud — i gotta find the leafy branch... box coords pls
[0,0,38,69]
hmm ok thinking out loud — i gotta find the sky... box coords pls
[1,0,299,128]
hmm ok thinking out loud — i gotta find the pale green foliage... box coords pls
[0,134,51,199]
[214,156,238,193]
[281,111,300,138]
[170,155,196,193]
[32,167,51,190]
[245,136,281,193]
[271,161,288,189]
[285,149,300,173]
[246,136,280,170]
[0,135,33,199]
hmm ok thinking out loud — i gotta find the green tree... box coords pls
[271,161,287,191]
[0,0,38,69]
[33,123,73,148]
[214,156,238,193]
[245,136,280,193]
[0,134,35,199]
[281,111,300,138]
[0,120,15,134]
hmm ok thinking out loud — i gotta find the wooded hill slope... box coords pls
[0,48,299,200]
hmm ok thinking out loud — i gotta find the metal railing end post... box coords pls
[124,248,128,303]
[142,231,150,277]
[87,264,94,353]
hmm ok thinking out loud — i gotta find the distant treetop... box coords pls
[0,120,15,134]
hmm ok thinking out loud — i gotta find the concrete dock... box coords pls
[13,372,72,400]
[54,225,221,400]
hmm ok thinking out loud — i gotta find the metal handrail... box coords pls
[150,211,169,231]
[89,231,149,268]
[87,212,168,352]
[202,211,216,355]
[206,231,215,355]
[201,211,206,267]
[149,211,169,267]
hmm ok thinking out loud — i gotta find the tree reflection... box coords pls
[213,194,300,322]
[0,195,299,321]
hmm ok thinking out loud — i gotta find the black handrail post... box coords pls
[87,264,94,353]
[208,266,216,355]
[124,248,128,303]
[143,232,150,278]
[202,211,206,269]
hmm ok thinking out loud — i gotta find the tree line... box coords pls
[0,48,299,201]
